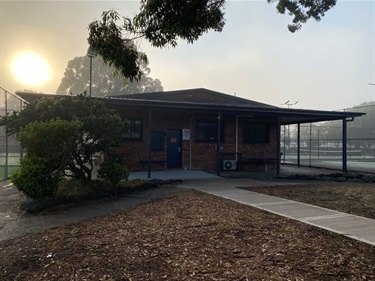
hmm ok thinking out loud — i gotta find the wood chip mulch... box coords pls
[0,190,374,280]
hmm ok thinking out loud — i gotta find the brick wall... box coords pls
[117,109,278,172]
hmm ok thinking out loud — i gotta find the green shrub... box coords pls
[11,156,60,199]
[56,179,112,197]
[56,180,92,197]
[97,161,129,187]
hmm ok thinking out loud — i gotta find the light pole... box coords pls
[87,47,97,97]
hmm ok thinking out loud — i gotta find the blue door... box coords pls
[167,129,182,168]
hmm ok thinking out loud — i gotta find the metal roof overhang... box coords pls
[103,97,365,125]
[16,92,365,125]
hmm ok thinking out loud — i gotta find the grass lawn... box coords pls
[0,189,374,280]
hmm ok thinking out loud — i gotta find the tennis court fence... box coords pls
[0,87,24,180]
[281,123,375,171]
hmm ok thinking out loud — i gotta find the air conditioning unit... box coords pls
[222,160,237,171]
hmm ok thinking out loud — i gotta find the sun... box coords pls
[11,52,51,86]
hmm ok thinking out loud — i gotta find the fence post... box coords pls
[4,91,8,178]
[342,118,347,173]
[309,123,312,166]
[297,123,300,167]
[317,126,320,159]
[277,117,281,175]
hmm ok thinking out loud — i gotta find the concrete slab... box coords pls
[305,216,375,245]
[306,215,375,233]
[256,201,340,219]
[215,191,288,205]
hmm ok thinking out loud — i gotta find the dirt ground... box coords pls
[1,188,374,281]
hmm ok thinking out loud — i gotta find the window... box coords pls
[243,123,270,144]
[151,131,164,151]
[195,121,224,143]
[123,119,142,141]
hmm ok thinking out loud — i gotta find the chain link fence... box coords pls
[0,87,24,180]
[281,116,375,172]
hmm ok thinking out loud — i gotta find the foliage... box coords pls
[1,95,126,182]
[132,0,226,47]
[267,0,337,32]
[14,118,89,198]
[11,156,60,199]
[87,1,336,81]
[98,160,129,187]
[56,179,112,197]
[98,151,129,186]
[18,118,82,171]
[88,9,148,82]
[56,55,163,96]
[56,180,93,197]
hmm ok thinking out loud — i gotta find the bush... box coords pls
[11,156,60,199]
[97,161,129,187]
[56,179,113,197]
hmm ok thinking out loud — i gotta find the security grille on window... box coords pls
[243,123,270,144]
[123,119,142,141]
[195,121,224,143]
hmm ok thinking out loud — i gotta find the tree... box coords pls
[1,95,125,182]
[87,1,337,82]
[56,55,163,97]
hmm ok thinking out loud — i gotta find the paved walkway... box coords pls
[1,168,374,246]
[176,175,375,246]
[0,181,184,242]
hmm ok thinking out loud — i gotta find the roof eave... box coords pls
[15,91,365,125]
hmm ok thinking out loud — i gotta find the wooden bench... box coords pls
[140,160,166,168]
[238,158,277,172]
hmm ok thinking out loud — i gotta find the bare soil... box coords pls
[1,189,374,280]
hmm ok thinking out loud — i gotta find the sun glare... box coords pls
[11,52,51,86]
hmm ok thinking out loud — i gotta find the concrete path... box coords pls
[0,182,184,242]
[176,176,375,246]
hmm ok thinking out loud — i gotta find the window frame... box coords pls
[122,119,142,141]
[195,120,225,143]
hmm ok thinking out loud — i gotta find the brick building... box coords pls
[101,88,364,174]
[17,88,364,175]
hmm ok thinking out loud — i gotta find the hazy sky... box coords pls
[0,0,374,110]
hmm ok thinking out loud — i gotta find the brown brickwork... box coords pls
[116,109,278,172]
